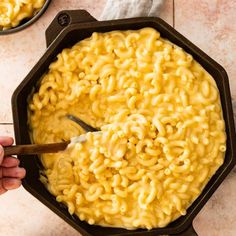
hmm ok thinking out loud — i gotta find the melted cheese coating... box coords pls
[28,28,226,230]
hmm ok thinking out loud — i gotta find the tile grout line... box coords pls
[172,0,175,28]
[0,123,13,125]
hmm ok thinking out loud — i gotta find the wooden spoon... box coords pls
[3,141,70,157]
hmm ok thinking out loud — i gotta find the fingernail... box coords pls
[18,168,26,179]
[0,146,3,158]
[0,146,3,164]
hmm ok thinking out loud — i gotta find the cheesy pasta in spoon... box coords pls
[28,28,226,230]
[0,0,46,30]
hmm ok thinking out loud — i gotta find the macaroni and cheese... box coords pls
[0,0,46,30]
[28,28,226,230]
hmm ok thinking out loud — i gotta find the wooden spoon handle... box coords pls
[3,141,70,157]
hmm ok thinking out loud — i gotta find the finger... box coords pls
[1,157,20,168]
[2,178,22,190]
[0,179,7,195]
[1,167,26,179]
[0,136,14,146]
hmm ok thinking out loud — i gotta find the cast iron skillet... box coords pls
[12,10,236,236]
[0,0,51,35]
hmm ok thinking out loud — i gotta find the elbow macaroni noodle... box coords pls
[0,0,45,30]
[28,28,226,230]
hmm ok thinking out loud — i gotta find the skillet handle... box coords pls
[45,10,97,47]
[169,224,198,236]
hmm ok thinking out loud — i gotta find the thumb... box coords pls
[0,146,3,165]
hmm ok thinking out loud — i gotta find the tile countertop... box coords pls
[0,0,235,236]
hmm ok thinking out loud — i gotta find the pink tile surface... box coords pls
[175,0,236,235]
[0,187,80,236]
[159,0,174,25]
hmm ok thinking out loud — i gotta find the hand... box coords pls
[0,136,26,195]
